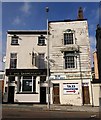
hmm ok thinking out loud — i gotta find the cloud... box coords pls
[12,3,32,26]
[20,2,31,15]
[13,16,21,25]
[83,7,86,13]
[12,16,26,26]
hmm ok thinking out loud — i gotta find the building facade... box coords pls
[91,25,101,107]
[4,8,93,106]
[4,30,48,103]
[96,25,101,81]
[48,19,92,106]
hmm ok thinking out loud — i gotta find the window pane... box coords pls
[22,80,32,92]
[11,53,17,58]
[11,37,18,45]
[38,53,45,69]
[22,76,36,92]
[64,33,73,45]
[64,52,75,69]
[38,35,45,45]
[10,59,17,68]
[10,53,17,68]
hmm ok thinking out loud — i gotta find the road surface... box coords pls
[1,107,100,120]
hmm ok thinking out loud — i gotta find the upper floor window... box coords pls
[32,52,37,67]
[64,33,73,45]
[38,35,45,46]
[38,53,45,69]
[11,36,19,45]
[10,53,17,69]
[64,51,77,69]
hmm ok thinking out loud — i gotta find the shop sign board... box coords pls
[63,83,79,94]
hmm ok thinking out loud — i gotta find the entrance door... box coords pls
[8,86,15,103]
[40,87,46,104]
[82,86,90,104]
[53,84,60,104]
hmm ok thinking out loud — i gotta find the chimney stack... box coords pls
[77,7,84,20]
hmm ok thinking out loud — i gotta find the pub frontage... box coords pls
[4,69,47,103]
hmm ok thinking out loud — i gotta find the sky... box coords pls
[1,2,100,70]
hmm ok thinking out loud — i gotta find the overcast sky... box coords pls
[1,2,100,70]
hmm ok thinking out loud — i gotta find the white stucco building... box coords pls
[48,19,92,106]
[4,30,48,103]
[4,8,93,106]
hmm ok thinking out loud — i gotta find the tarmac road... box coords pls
[1,107,100,120]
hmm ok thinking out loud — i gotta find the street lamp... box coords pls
[46,7,50,109]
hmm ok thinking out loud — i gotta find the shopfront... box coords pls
[5,69,47,103]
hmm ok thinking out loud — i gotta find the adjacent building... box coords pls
[4,30,48,103]
[3,8,93,106]
[91,25,101,106]
[93,51,99,80]
[49,19,92,106]
[96,25,101,81]
[0,71,5,101]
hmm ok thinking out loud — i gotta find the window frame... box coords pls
[64,33,73,45]
[38,35,46,46]
[10,53,17,69]
[11,36,19,45]
[38,53,45,69]
[64,52,77,69]
[63,29,75,45]
[18,76,36,93]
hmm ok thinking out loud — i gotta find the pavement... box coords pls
[2,103,100,113]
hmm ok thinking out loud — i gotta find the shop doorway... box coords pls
[8,86,15,103]
[53,84,60,104]
[40,87,46,104]
[82,86,90,104]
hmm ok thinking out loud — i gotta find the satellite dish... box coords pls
[3,56,6,63]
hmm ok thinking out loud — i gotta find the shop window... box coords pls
[22,80,32,91]
[10,53,17,69]
[20,76,36,93]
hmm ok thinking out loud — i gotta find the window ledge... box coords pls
[11,43,19,45]
[37,44,46,46]
[16,92,38,94]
